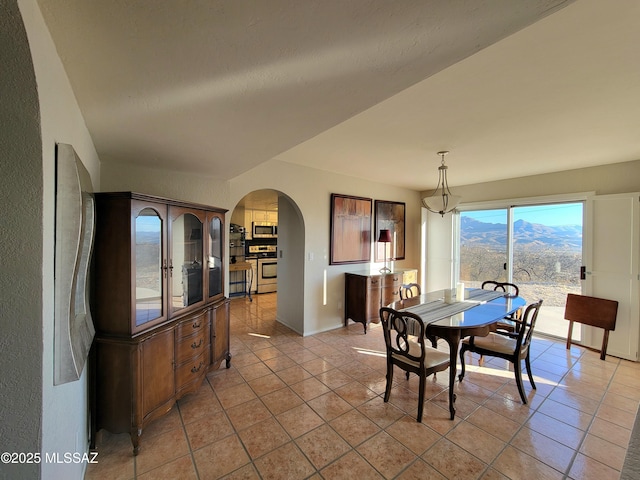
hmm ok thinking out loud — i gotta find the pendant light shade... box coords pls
[421,151,461,216]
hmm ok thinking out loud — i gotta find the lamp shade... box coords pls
[421,193,462,216]
[377,229,392,243]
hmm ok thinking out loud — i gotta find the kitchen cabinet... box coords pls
[91,192,229,455]
[344,268,417,333]
[251,209,278,222]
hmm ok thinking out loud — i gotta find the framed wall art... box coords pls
[374,200,405,262]
[54,143,96,385]
[330,194,372,265]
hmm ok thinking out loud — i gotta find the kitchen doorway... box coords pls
[230,189,305,335]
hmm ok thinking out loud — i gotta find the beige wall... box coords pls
[100,159,229,209]
[441,159,640,204]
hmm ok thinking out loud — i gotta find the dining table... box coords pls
[387,288,527,420]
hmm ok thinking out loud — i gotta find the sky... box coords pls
[462,202,583,226]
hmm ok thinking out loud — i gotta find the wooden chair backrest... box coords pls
[519,300,543,352]
[399,283,421,300]
[482,280,519,297]
[380,307,425,363]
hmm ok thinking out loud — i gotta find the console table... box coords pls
[344,268,417,333]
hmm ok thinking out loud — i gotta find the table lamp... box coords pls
[378,229,392,273]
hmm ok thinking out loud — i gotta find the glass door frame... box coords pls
[453,192,592,338]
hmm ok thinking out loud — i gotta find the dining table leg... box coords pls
[442,331,461,420]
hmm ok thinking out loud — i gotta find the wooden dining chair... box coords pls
[399,283,421,300]
[458,299,543,404]
[380,307,450,422]
[398,283,437,359]
[482,280,521,332]
[481,280,519,297]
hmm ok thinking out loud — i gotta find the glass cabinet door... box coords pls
[134,207,165,327]
[170,209,204,313]
[208,214,223,299]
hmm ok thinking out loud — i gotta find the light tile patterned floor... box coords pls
[86,293,640,479]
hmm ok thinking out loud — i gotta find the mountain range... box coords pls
[460,217,582,250]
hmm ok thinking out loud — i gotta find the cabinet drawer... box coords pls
[175,324,209,365]
[382,274,401,287]
[175,351,207,388]
[176,310,208,338]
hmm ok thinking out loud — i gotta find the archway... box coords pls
[1,3,44,477]
[230,189,305,334]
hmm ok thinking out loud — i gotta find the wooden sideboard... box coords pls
[345,268,418,333]
[90,192,230,455]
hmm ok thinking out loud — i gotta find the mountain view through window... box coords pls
[459,203,583,337]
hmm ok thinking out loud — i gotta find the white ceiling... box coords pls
[37,0,639,192]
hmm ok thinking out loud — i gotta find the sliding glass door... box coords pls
[458,202,584,339]
[511,204,583,338]
[459,209,508,288]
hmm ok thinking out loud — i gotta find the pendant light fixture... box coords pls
[421,150,461,216]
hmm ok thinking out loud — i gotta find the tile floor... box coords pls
[86,293,640,479]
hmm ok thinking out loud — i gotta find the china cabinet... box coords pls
[90,192,229,454]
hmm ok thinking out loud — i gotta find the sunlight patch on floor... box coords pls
[466,363,559,386]
[352,347,386,357]
[248,332,271,339]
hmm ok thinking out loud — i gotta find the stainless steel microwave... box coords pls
[252,222,277,238]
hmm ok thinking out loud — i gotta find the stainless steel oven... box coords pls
[257,258,277,293]
[247,245,277,294]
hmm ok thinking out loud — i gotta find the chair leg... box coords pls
[406,371,410,380]
[458,345,467,382]
[384,363,394,402]
[524,353,536,390]
[417,373,425,422]
[514,359,528,404]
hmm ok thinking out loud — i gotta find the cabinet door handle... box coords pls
[191,339,203,349]
[191,362,203,373]
[192,321,201,329]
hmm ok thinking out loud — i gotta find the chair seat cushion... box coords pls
[463,333,516,355]
[392,341,450,369]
